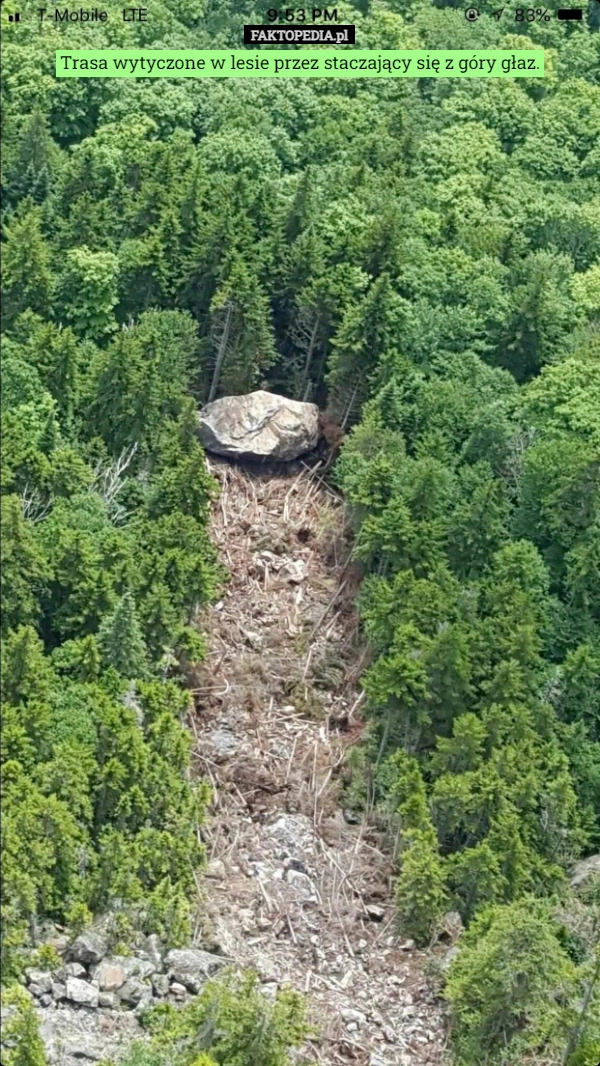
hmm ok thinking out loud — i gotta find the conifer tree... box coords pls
[97,592,149,679]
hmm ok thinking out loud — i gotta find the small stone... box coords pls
[342,1008,367,1027]
[51,981,67,1001]
[346,1022,358,1032]
[399,939,415,951]
[339,970,354,990]
[151,973,170,997]
[286,868,317,902]
[25,970,53,994]
[65,961,87,978]
[170,981,186,997]
[38,994,53,1008]
[205,859,226,881]
[98,992,116,1009]
[260,982,279,1000]
[65,976,99,1008]
[356,939,368,953]
[209,729,239,761]
[28,984,47,1000]
[69,930,108,966]
[366,904,385,922]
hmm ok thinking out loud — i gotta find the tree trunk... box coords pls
[208,301,233,403]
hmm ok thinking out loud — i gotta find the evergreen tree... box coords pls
[97,592,149,679]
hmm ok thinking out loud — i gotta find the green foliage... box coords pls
[108,971,307,1066]
[1,985,48,1066]
[444,900,600,1066]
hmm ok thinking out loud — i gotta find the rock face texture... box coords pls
[198,391,319,461]
[570,853,600,890]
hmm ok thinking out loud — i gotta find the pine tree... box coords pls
[97,592,149,679]
[1,207,54,329]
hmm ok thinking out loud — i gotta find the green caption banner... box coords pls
[56,49,544,78]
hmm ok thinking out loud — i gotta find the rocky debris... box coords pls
[192,460,447,1065]
[36,1005,141,1065]
[198,391,319,462]
[570,853,600,890]
[8,930,218,1066]
[164,948,226,994]
[65,977,99,1008]
[69,931,109,967]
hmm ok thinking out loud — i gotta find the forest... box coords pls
[1,0,599,1063]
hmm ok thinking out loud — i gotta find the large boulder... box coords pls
[164,948,225,994]
[570,854,600,891]
[198,391,319,462]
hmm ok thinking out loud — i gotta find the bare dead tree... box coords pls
[208,300,234,403]
[90,441,138,524]
[288,306,321,401]
[21,484,53,523]
[502,426,536,493]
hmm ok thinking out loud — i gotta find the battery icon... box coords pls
[557,7,583,16]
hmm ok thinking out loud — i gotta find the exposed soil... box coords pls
[191,458,447,1066]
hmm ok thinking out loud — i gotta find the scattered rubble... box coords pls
[191,459,448,1065]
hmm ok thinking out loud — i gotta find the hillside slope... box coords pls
[193,457,446,1066]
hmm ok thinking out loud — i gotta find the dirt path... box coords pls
[191,459,446,1066]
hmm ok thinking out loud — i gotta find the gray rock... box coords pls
[25,969,53,994]
[198,391,319,462]
[286,868,318,902]
[37,1003,142,1064]
[133,990,154,1018]
[29,984,49,1000]
[342,1008,367,1027]
[64,962,87,978]
[165,948,225,994]
[260,982,279,1001]
[91,956,140,992]
[570,854,600,890]
[69,930,108,967]
[170,981,187,997]
[39,994,53,1008]
[366,904,386,922]
[143,934,164,971]
[65,977,99,1008]
[51,982,67,1001]
[209,728,239,761]
[118,978,149,1007]
[440,946,461,975]
[438,911,464,942]
[98,992,116,1009]
[205,858,227,880]
[151,972,170,997]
